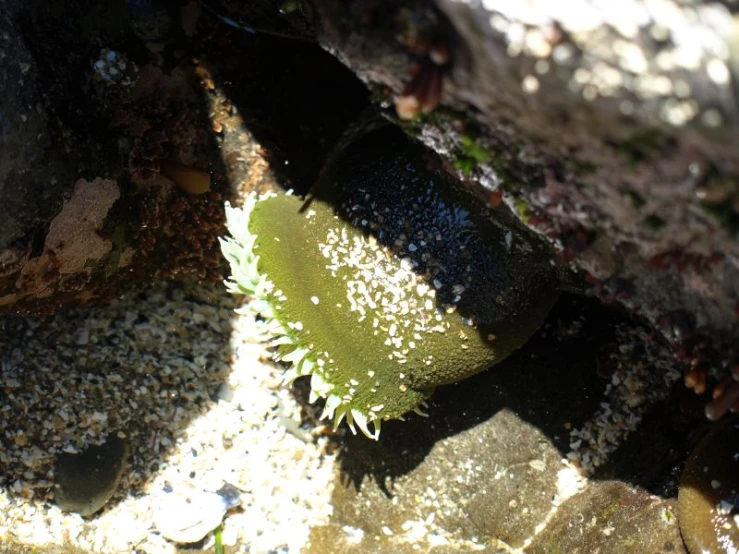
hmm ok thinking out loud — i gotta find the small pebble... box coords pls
[216,382,235,403]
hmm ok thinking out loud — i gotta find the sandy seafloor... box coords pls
[0,279,335,553]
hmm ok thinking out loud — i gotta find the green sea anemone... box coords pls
[220,127,558,439]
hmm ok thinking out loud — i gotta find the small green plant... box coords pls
[214,525,224,554]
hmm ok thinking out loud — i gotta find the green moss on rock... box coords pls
[221,128,558,438]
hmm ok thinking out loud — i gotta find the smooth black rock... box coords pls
[54,435,129,517]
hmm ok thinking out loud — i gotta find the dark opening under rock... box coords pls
[54,435,129,517]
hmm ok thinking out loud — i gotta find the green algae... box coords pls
[453,134,492,176]
[221,127,558,438]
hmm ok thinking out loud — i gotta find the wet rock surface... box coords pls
[309,408,575,553]
[307,294,701,553]
[527,481,684,554]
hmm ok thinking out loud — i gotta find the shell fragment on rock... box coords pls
[153,482,238,544]
[54,435,128,517]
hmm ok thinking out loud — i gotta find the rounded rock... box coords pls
[221,126,559,438]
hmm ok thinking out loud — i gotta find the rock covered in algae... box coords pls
[221,127,558,438]
[679,416,739,554]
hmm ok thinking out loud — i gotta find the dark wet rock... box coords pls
[0,0,366,315]
[311,404,690,554]
[54,435,129,516]
[528,481,686,554]
[0,1,56,257]
[308,410,567,553]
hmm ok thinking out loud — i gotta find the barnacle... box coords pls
[678,416,739,554]
[221,128,558,438]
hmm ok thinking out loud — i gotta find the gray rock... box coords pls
[307,298,608,552]
[308,407,583,553]
[54,435,129,516]
[528,481,685,554]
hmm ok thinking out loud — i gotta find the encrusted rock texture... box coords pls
[0,0,365,315]
[0,0,227,313]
